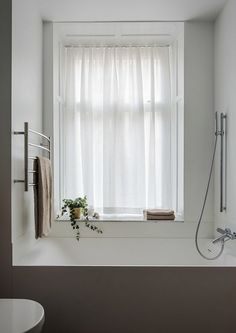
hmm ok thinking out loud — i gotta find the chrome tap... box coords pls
[212,228,236,244]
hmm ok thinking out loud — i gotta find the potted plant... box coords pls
[61,196,102,240]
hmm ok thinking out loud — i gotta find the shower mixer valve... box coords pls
[212,227,236,244]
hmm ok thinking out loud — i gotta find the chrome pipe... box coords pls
[13,122,51,191]
[48,137,51,160]
[29,142,50,153]
[215,113,227,212]
[24,122,29,191]
[215,111,218,136]
[29,128,51,142]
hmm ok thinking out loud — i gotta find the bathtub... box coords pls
[14,236,236,266]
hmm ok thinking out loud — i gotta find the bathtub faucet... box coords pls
[212,227,236,244]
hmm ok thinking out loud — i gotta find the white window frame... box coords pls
[44,21,184,221]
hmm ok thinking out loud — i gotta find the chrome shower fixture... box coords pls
[215,112,227,212]
[195,111,228,260]
[212,227,236,245]
[215,112,226,136]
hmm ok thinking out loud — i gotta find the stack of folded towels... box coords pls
[143,209,175,221]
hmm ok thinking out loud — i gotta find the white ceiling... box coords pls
[39,0,227,22]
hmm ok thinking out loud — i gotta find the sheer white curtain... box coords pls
[62,46,172,215]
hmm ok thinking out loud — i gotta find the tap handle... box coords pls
[216,227,226,234]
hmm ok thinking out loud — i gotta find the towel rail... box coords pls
[29,128,51,142]
[13,122,51,191]
[29,142,50,153]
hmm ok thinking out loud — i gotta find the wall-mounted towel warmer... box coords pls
[14,122,51,191]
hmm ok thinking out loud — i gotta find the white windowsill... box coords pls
[56,215,184,223]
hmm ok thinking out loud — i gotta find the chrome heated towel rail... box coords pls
[14,122,51,191]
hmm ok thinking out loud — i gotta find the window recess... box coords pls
[49,22,184,221]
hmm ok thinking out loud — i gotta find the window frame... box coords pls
[47,22,184,221]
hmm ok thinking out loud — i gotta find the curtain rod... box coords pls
[53,20,183,23]
[64,44,170,48]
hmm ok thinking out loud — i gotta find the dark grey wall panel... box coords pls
[0,0,12,296]
[13,267,236,333]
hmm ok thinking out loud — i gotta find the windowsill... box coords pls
[56,215,184,223]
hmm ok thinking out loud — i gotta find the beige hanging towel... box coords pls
[34,156,52,238]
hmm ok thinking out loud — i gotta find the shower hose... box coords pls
[195,134,225,260]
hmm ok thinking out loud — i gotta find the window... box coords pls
[51,22,184,220]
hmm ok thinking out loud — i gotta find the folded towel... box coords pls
[33,156,52,238]
[143,209,174,219]
[145,209,174,216]
[146,214,175,220]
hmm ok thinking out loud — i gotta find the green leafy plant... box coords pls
[61,196,102,240]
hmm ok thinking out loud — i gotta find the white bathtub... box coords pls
[13,237,236,266]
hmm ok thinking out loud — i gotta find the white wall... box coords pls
[38,0,227,22]
[184,22,215,226]
[214,0,236,233]
[43,21,216,245]
[51,21,215,230]
[12,16,215,263]
[12,0,43,242]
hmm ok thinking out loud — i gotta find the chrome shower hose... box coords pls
[195,135,225,260]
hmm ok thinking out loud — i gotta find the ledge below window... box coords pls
[56,214,184,223]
